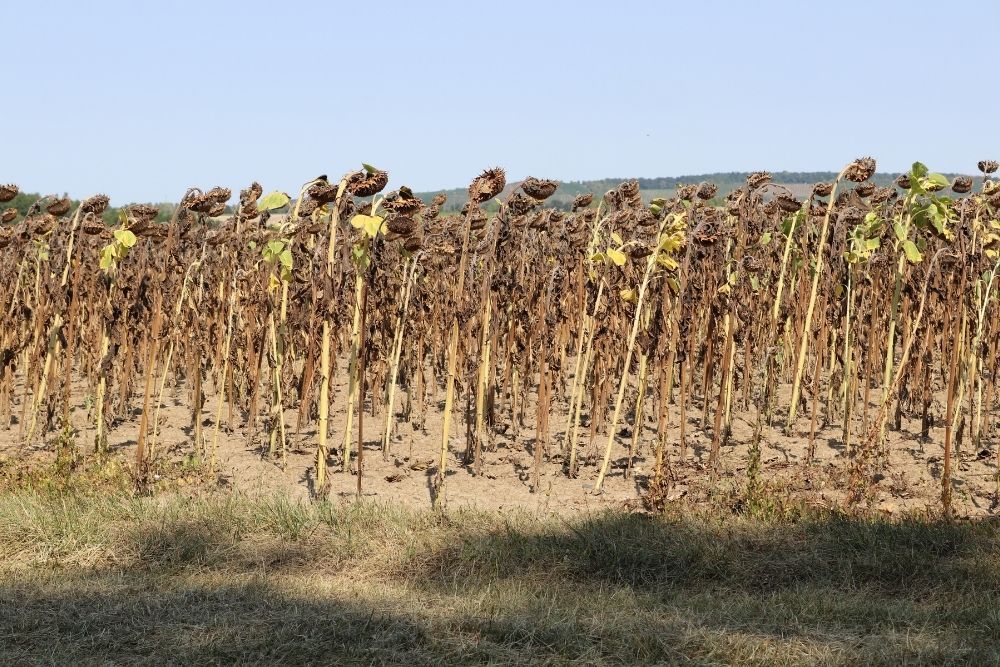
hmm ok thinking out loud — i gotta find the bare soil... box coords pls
[2,361,997,518]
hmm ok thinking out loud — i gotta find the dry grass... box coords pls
[2,489,999,665]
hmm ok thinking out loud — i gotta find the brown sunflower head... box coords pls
[521,177,558,201]
[844,157,876,183]
[387,216,419,237]
[677,184,697,202]
[347,166,389,197]
[127,204,160,224]
[628,244,652,260]
[636,209,659,229]
[307,181,338,204]
[617,180,642,208]
[951,176,973,194]
[186,187,231,214]
[468,167,506,203]
[747,171,772,190]
[871,187,896,204]
[775,194,802,213]
[242,181,263,202]
[572,193,593,211]
[81,217,105,235]
[469,207,489,231]
[240,201,261,220]
[813,182,834,197]
[81,194,110,215]
[298,198,319,218]
[205,187,231,203]
[506,191,536,217]
[382,189,423,215]
[855,183,876,198]
[978,160,999,175]
[696,182,718,200]
[895,173,911,190]
[838,206,864,226]
[46,197,71,216]
[2,208,16,224]
[0,184,18,203]
[403,235,423,252]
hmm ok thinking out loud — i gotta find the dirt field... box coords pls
[2,359,997,518]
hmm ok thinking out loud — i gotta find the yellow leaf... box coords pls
[351,214,384,238]
[656,253,678,271]
[606,248,627,266]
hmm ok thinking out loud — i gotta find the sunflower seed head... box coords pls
[951,176,973,194]
[347,168,389,197]
[469,167,506,204]
[570,193,592,212]
[747,172,772,190]
[81,194,110,215]
[844,157,876,183]
[46,197,71,216]
[813,182,834,197]
[775,194,802,213]
[696,182,718,200]
[978,160,998,175]
[521,177,559,201]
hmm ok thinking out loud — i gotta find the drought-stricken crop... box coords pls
[2,158,999,517]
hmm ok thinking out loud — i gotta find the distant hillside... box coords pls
[415,171,969,212]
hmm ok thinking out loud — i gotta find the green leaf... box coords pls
[759,232,772,246]
[893,222,907,242]
[865,237,881,250]
[351,243,370,272]
[606,248,627,267]
[114,229,137,248]
[263,240,285,263]
[610,232,623,246]
[279,248,293,268]
[911,162,928,179]
[258,191,290,213]
[902,239,922,263]
[362,163,379,174]
[925,173,949,190]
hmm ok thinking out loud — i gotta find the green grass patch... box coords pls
[1,491,998,664]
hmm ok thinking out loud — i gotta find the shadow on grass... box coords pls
[3,498,1000,665]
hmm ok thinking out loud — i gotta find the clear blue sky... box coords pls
[7,0,997,203]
